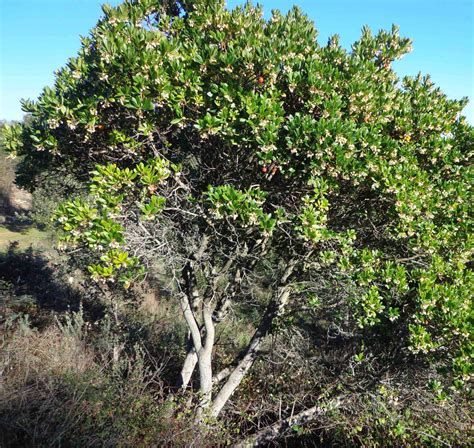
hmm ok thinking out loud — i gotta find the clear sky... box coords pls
[1,0,473,122]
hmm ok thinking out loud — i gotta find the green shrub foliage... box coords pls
[3,0,472,412]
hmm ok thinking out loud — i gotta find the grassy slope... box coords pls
[0,149,50,251]
[0,224,50,251]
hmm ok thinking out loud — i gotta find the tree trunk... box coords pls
[196,303,215,415]
[177,266,202,389]
[197,348,213,412]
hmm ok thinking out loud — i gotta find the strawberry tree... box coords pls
[3,0,472,434]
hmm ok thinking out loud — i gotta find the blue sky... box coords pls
[1,0,473,122]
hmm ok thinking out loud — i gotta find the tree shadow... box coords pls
[0,218,34,234]
[0,243,88,323]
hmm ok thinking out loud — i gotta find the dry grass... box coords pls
[0,313,98,447]
[1,325,95,390]
[0,311,193,448]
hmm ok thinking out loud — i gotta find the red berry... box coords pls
[261,166,268,173]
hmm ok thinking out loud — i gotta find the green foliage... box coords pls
[53,157,174,286]
[205,184,278,233]
[0,122,23,155]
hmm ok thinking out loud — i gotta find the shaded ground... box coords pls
[0,243,82,315]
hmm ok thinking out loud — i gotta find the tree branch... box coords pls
[234,399,341,447]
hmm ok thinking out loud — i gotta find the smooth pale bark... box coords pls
[196,303,215,414]
[179,258,204,347]
[178,348,198,389]
[177,260,203,389]
[178,245,296,418]
[196,351,213,412]
[179,291,202,353]
[179,251,238,389]
[112,343,123,364]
